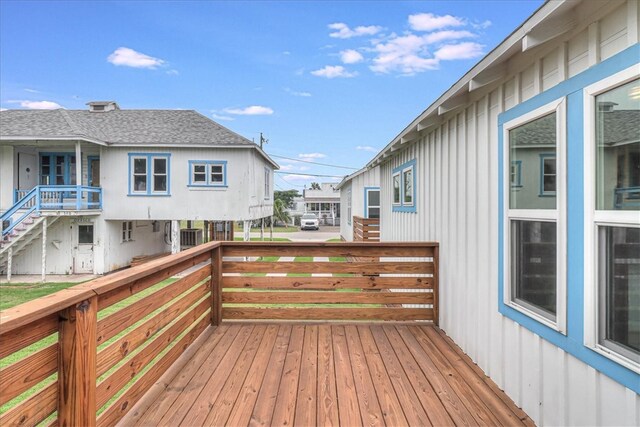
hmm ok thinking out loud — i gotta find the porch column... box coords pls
[41,217,47,282]
[171,220,180,254]
[75,141,82,210]
[243,220,251,242]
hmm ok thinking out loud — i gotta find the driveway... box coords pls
[249,226,340,242]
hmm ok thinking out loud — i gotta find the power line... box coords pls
[268,154,358,170]
[274,171,346,179]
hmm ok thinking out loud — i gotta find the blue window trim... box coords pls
[187,160,228,188]
[510,160,522,188]
[538,153,556,196]
[392,159,417,213]
[498,44,640,393]
[128,153,171,196]
[363,186,380,219]
[40,152,77,186]
[87,156,99,187]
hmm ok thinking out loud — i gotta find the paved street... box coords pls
[249,226,340,242]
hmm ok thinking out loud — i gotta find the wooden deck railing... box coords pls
[353,216,380,241]
[0,241,437,426]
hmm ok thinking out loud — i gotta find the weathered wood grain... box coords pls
[222,290,432,305]
[223,261,433,275]
[223,307,433,321]
[222,275,432,290]
[0,343,57,406]
[0,382,57,427]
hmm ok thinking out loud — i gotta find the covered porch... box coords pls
[0,241,533,426]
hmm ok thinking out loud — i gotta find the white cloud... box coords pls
[166,69,179,76]
[356,145,378,153]
[10,100,62,109]
[328,22,382,39]
[107,47,165,69]
[408,13,465,31]
[222,105,274,115]
[435,42,484,60]
[299,153,326,159]
[369,34,439,75]
[282,51,291,55]
[285,88,312,97]
[472,20,492,30]
[282,174,316,182]
[311,65,357,78]
[24,88,40,93]
[0,108,7,111]
[340,49,364,64]
[279,164,296,171]
[212,113,234,121]
[423,30,476,44]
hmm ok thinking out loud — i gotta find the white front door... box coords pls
[74,224,94,273]
[18,152,37,190]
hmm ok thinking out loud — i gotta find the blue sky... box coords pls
[0,0,543,191]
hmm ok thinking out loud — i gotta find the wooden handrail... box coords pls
[0,240,438,426]
[352,216,380,241]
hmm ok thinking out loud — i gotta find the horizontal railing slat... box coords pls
[223,307,433,321]
[222,291,433,305]
[0,381,57,427]
[0,313,57,359]
[96,315,210,427]
[97,281,211,376]
[96,264,211,344]
[223,261,433,275]
[0,343,58,406]
[222,276,432,289]
[96,298,210,409]
[222,243,434,258]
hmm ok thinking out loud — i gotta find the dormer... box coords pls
[87,101,120,112]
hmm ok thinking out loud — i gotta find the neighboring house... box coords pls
[284,195,305,226]
[0,101,277,277]
[336,166,380,241]
[302,183,341,226]
[349,0,640,425]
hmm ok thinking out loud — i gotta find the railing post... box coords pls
[76,185,82,210]
[58,295,97,427]
[210,246,223,325]
[432,245,439,327]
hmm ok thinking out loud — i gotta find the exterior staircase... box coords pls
[0,214,59,275]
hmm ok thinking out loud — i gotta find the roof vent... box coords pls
[87,101,120,112]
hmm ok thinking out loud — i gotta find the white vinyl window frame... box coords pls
[402,165,414,206]
[151,157,168,194]
[347,188,352,225]
[131,156,148,194]
[122,221,133,243]
[583,64,640,374]
[392,172,401,205]
[502,97,567,334]
[264,167,271,200]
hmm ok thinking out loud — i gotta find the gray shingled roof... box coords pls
[0,109,254,146]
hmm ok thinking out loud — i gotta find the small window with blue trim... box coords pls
[510,161,522,188]
[392,159,417,213]
[539,153,556,196]
[188,160,227,188]
[129,153,171,196]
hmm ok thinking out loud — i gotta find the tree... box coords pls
[310,182,321,190]
[274,190,300,209]
[273,198,291,227]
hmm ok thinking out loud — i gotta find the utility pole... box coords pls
[259,132,269,149]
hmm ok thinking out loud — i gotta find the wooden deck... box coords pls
[125,323,533,427]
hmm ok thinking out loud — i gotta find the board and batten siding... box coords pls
[100,146,273,221]
[380,1,639,425]
[339,166,380,241]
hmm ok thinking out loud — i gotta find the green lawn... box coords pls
[325,238,343,242]
[233,237,291,242]
[0,282,79,311]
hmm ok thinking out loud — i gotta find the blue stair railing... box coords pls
[2,185,102,237]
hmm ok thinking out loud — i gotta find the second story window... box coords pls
[128,153,171,196]
[188,160,227,188]
[392,159,417,213]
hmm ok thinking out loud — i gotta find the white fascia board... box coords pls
[366,0,578,168]
[0,136,108,146]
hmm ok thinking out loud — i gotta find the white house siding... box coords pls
[101,219,170,273]
[339,167,380,241]
[380,1,639,425]
[100,146,273,221]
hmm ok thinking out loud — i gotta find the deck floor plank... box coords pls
[131,323,534,427]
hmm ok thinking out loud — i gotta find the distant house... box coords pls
[284,195,305,226]
[344,0,639,425]
[0,101,278,277]
[336,166,380,241]
[302,182,340,225]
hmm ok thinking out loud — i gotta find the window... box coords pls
[188,160,227,188]
[40,153,77,186]
[122,221,133,242]
[78,225,94,244]
[392,173,401,204]
[347,189,352,225]
[365,187,380,219]
[503,98,566,332]
[584,68,640,372]
[392,159,417,213]
[128,153,171,196]
[510,161,522,187]
[264,167,270,199]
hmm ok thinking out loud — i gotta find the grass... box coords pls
[0,282,79,311]
[325,238,343,242]
[233,237,291,242]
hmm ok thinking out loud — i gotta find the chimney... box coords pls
[86,101,120,112]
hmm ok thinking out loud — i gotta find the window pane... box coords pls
[511,220,557,319]
[509,113,556,209]
[368,190,380,207]
[393,175,400,203]
[599,226,640,361]
[368,207,380,219]
[78,225,93,244]
[154,158,166,174]
[211,173,223,183]
[403,169,413,204]
[194,165,205,173]
[194,173,206,183]
[154,175,167,191]
[596,79,640,210]
[211,165,223,174]
[134,158,146,174]
[134,175,147,191]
